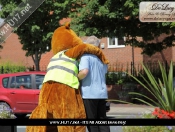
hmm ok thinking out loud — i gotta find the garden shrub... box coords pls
[0,61,26,73]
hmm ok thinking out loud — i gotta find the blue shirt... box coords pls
[79,54,108,99]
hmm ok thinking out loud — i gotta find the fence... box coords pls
[106,61,171,85]
[108,61,169,76]
[0,61,171,78]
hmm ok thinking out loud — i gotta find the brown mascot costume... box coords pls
[26,22,109,132]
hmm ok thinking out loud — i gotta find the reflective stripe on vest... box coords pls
[43,51,79,89]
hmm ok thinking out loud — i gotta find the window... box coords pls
[2,78,9,88]
[107,37,125,48]
[16,75,32,89]
[36,75,45,89]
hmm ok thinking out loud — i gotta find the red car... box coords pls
[0,71,46,118]
[0,71,110,118]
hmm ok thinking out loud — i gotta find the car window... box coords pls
[16,75,32,89]
[2,77,9,88]
[36,75,45,89]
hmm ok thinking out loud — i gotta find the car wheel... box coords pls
[14,114,27,118]
[0,102,11,111]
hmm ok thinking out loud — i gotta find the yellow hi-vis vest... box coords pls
[43,50,79,89]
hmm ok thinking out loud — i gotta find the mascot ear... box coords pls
[65,22,70,29]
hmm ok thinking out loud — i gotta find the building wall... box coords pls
[142,33,174,64]
[143,47,172,64]
[40,51,53,71]
[0,33,34,67]
[96,37,143,72]
[38,37,144,71]
[172,46,175,62]
[82,37,143,64]
[0,33,174,71]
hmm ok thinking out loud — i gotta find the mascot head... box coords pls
[51,22,83,55]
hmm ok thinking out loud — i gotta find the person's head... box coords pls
[85,36,100,48]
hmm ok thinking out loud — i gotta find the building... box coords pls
[0,17,174,71]
[0,33,34,68]
[0,31,174,72]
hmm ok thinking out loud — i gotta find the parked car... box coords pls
[0,71,46,118]
[0,71,110,118]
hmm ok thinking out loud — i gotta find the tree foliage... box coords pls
[1,0,175,70]
[0,0,72,70]
[69,0,175,56]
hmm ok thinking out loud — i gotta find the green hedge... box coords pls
[0,61,26,74]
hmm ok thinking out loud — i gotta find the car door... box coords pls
[8,75,36,113]
[33,74,45,107]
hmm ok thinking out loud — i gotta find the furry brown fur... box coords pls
[26,23,109,132]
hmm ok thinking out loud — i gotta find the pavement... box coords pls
[16,103,155,132]
[107,103,155,118]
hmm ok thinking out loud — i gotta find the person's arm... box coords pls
[65,44,109,64]
[78,69,89,80]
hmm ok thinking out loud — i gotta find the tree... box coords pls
[69,0,175,56]
[0,0,72,70]
[1,0,175,68]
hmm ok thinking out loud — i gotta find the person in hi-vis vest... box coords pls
[26,23,109,132]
